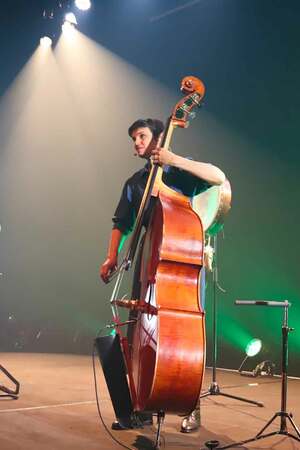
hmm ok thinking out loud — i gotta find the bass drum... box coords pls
[192,179,232,236]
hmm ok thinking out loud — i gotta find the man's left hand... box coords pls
[151,147,173,166]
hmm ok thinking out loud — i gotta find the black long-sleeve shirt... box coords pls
[112,160,211,235]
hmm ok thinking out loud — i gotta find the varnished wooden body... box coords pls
[130,183,206,415]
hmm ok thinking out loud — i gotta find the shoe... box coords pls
[111,412,153,430]
[111,419,132,430]
[136,411,153,426]
[180,408,200,433]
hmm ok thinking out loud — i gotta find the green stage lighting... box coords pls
[245,338,262,357]
[239,337,275,377]
[239,338,263,376]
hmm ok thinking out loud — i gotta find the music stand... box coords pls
[201,236,263,407]
[220,299,300,449]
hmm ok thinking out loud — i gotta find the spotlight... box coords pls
[75,0,91,11]
[238,338,262,376]
[246,338,262,357]
[40,36,52,48]
[62,21,76,37]
[239,338,276,377]
[65,12,78,25]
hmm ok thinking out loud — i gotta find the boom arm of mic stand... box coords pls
[235,300,291,308]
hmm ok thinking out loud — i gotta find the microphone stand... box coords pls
[220,300,300,449]
[0,365,20,399]
[200,234,263,407]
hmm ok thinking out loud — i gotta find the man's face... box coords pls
[131,127,157,159]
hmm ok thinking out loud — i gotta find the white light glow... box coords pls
[246,338,262,357]
[65,12,78,25]
[62,21,76,37]
[40,36,52,48]
[75,0,91,11]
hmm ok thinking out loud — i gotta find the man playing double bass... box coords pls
[100,117,225,432]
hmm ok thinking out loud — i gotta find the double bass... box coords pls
[97,76,206,445]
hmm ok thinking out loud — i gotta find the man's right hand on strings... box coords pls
[100,256,118,283]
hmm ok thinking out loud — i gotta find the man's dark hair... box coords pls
[128,118,164,140]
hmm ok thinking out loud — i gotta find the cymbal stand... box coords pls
[220,299,300,449]
[200,235,263,407]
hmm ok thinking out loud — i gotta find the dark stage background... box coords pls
[0,0,299,376]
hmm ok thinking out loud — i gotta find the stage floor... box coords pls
[0,353,299,450]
